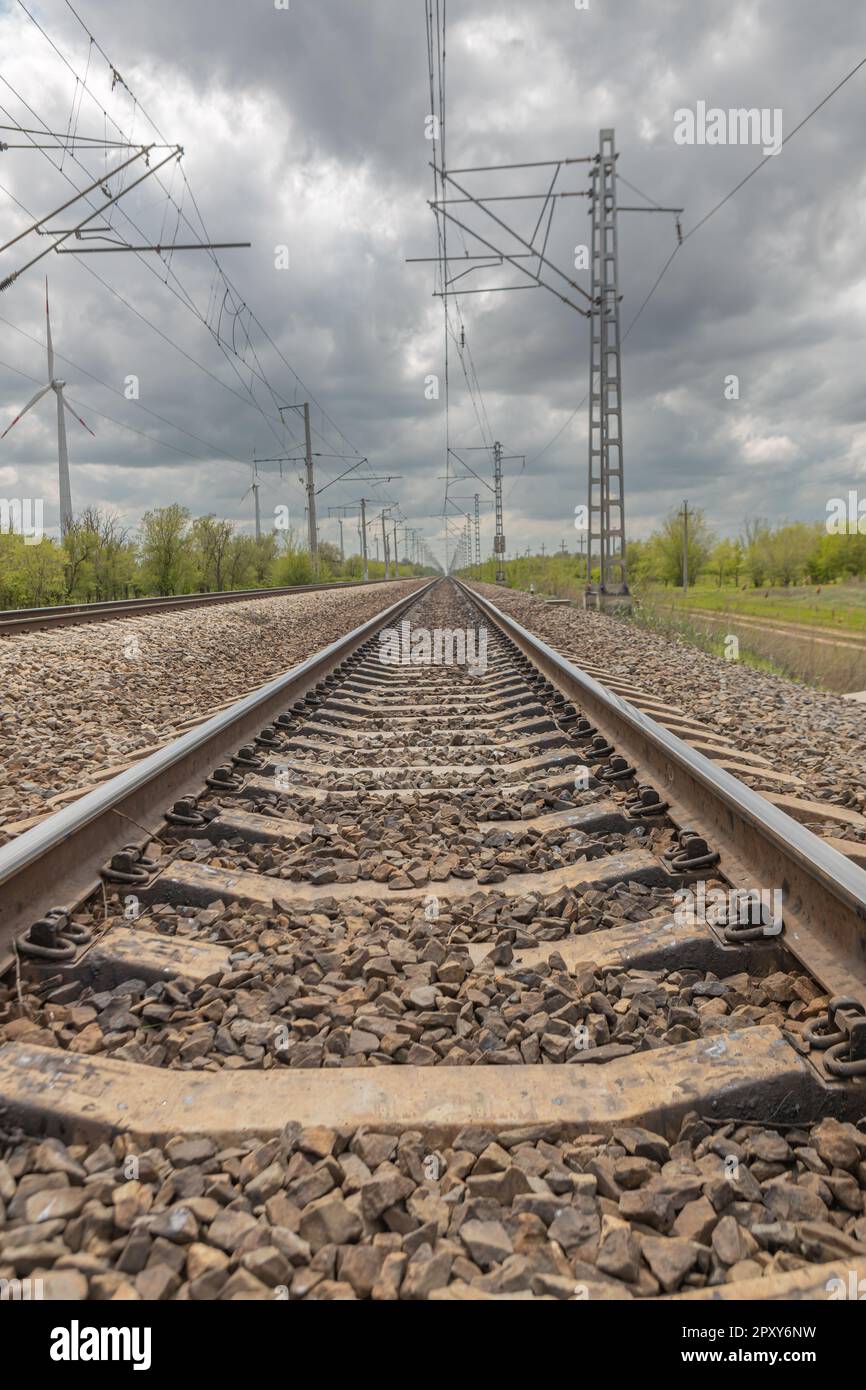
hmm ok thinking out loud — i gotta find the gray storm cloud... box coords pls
[0,0,864,560]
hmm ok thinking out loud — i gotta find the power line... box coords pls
[523,53,866,476]
[0,309,254,471]
[11,1,372,487]
[57,0,368,468]
[0,350,280,484]
[622,53,866,338]
[684,54,866,242]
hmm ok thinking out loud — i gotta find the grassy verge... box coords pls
[645,581,866,634]
[628,603,794,682]
[464,559,866,691]
[632,595,866,692]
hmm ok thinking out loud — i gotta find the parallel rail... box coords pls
[0,575,414,636]
[460,581,866,1008]
[0,579,433,964]
[1,578,865,1305]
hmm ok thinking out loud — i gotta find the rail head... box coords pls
[0,579,435,955]
[459,580,866,999]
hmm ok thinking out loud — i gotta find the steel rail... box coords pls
[460,582,866,1005]
[0,579,435,963]
[0,577,416,636]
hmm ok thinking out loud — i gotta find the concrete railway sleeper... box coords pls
[1,577,866,1301]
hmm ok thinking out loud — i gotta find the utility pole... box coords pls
[473,494,481,579]
[278,400,318,572]
[246,457,262,541]
[393,518,400,578]
[360,498,369,580]
[583,128,680,609]
[410,115,679,612]
[381,512,390,578]
[337,517,344,562]
[302,402,317,574]
[493,441,506,583]
[586,128,627,606]
[681,499,690,592]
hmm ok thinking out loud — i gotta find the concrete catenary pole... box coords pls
[303,402,318,573]
[360,498,369,581]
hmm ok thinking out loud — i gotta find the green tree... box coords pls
[139,504,194,595]
[652,507,714,587]
[191,515,234,591]
[271,529,314,585]
[223,534,257,589]
[16,537,67,605]
[709,538,737,587]
[766,522,819,586]
[315,540,342,579]
[0,533,27,607]
[62,513,101,598]
[80,507,136,598]
[740,516,772,587]
[250,532,279,587]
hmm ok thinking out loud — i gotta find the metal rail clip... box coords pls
[805,996,866,1078]
[600,753,636,783]
[206,765,244,793]
[15,907,91,961]
[166,797,213,828]
[663,827,721,874]
[100,845,158,885]
[624,784,670,819]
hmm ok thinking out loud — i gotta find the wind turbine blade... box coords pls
[0,384,52,439]
[45,277,54,379]
[62,397,96,436]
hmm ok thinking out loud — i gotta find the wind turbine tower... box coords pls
[0,279,94,539]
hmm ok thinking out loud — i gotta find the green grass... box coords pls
[635,587,866,692]
[461,557,866,691]
[628,603,795,682]
[646,580,866,633]
[471,554,587,598]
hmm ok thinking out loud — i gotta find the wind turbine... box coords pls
[1,278,95,539]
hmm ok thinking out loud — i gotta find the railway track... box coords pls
[1,577,865,1302]
[0,576,407,637]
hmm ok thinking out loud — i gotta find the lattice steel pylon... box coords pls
[586,128,628,602]
[493,441,506,583]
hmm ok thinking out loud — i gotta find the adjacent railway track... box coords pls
[0,576,408,637]
[1,577,865,1302]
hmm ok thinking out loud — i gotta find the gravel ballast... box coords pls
[1,1112,864,1299]
[0,582,418,836]
[469,583,866,820]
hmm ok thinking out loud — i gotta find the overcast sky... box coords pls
[0,0,864,566]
